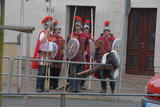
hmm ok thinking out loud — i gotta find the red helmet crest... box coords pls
[75,16,82,23]
[104,20,110,26]
[54,19,58,24]
[41,16,53,24]
[85,20,91,24]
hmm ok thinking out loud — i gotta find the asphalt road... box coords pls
[2,97,141,107]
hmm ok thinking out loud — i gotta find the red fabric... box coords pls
[53,20,58,24]
[82,33,91,71]
[53,34,64,60]
[93,36,111,79]
[85,20,91,24]
[104,20,110,26]
[75,16,82,23]
[31,30,45,69]
[41,16,53,24]
[96,36,111,52]
[108,36,115,41]
[81,33,91,39]
[94,72,100,79]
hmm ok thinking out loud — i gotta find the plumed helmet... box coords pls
[104,20,111,32]
[41,16,53,24]
[75,16,82,28]
[83,19,90,29]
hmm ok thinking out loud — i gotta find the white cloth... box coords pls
[39,32,54,52]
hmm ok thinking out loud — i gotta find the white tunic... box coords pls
[39,32,53,52]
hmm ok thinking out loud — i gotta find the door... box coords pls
[126,8,157,76]
[69,6,95,35]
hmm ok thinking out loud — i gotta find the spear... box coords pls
[63,6,77,91]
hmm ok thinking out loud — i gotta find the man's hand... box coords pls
[63,56,67,61]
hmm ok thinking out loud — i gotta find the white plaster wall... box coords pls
[4,0,124,56]
[4,0,49,56]
[4,0,21,43]
[154,7,160,73]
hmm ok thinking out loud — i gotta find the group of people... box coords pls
[32,15,116,93]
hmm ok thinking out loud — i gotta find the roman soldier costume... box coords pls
[67,16,90,92]
[32,16,55,92]
[50,21,65,89]
[80,19,92,89]
[94,20,116,93]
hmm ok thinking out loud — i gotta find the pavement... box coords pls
[2,96,142,107]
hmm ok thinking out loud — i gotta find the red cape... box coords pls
[31,30,45,69]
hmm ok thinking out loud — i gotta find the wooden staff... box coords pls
[63,6,77,91]
[45,0,52,92]
[88,7,94,89]
[77,65,115,78]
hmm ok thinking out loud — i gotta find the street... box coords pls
[2,97,141,107]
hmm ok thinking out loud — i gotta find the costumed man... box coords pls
[67,16,89,92]
[32,16,53,92]
[50,20,65,89]
[94,20,115,93]
[80,19,91,90]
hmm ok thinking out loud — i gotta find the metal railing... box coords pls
[2,56,118,92]
[2,56,160,107]
[2,56,121,107]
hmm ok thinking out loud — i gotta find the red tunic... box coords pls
[81,33,91,71]
[108,36,116,47]
[94,36,111,62]
[94,36,111,78]
[50,34,65,68]
[68,32,90,62]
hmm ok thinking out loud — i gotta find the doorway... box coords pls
[126,8,157,76]
[69,6,96,36]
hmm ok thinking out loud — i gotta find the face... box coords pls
[83,28,90,34]
[55,28,61,35]
[104,30,110,37]
[45,25,52,32]
[75,25,81,32]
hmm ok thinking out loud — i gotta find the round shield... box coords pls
[89,39,96,60]
[102,50,119,66]
[51,42,58,58]
[112,38,122,58]
[66,38,80,59]
[101,50,120,79]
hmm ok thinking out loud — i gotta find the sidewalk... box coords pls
[2,71,152,102]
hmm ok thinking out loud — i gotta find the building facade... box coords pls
[3,0,160,75]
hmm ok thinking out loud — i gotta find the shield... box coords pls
[102,50,119,68]
[89,39,96,60]
[102,50,120,79]
[51,42,58,58]
[112,38,122,58]
[66,38,80,59]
